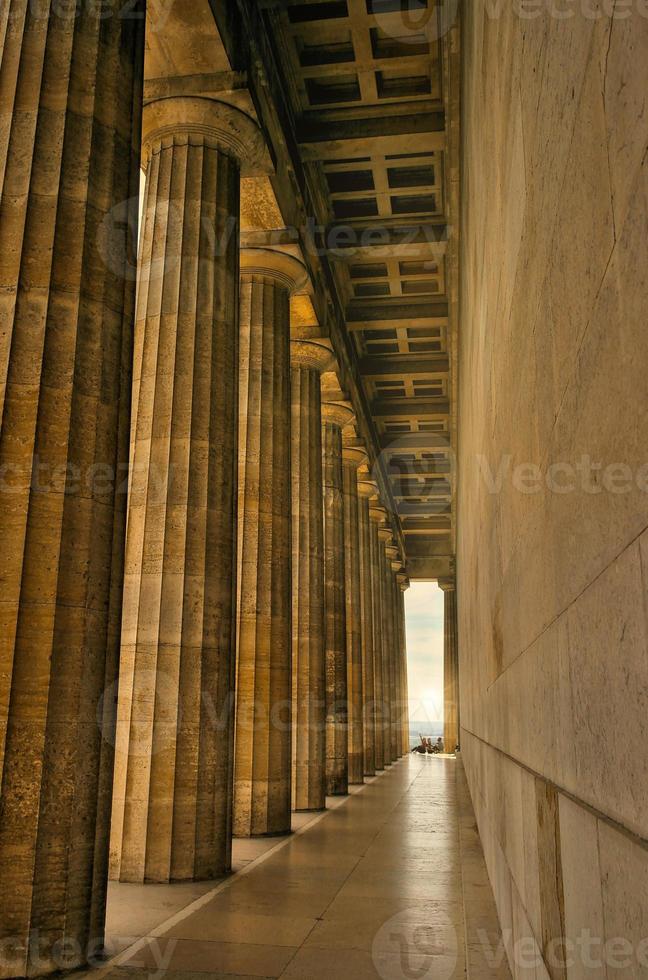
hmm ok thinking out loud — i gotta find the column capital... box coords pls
[290,339,334,373]
[385,544,399,561]
[368,503,387,524]
[438,577,456,592]
[240,248,308,292]
[378,527,393,544]
[342,446,368,469]
[321,401,355,428]
[397,572,410,591]
[143,97,271,175]
[358,480,377,500]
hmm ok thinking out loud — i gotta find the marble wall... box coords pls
[458,3,648,977]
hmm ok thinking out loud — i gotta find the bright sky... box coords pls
[405,581,444,730]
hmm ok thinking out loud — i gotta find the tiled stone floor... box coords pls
[88,756,510,979]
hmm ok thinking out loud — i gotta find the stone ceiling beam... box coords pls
[379,433,451,451]
[371,399,450,418]
[360,355,449,378]
[298,112,446,161]
[346,301,449,331]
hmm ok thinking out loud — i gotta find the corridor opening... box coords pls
[404,581,445,751]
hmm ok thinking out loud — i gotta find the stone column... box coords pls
[389,549,403,759]
[0,6,144,974]
[290,341,333,811]
[369,506,386,770]
[322,402,354,795]
[385,558,398,760]
[380,543,394,765]
[110,99,267,884]
[397,574,411,756]
[342,445,367,785]
[357,481,376,777]
[378,529,394,765]
[440,578,459,753]
[235,248,307,837]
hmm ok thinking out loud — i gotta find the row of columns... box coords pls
[0,16,411,975]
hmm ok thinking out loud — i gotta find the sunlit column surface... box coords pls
[111,98,268,884]
[235,248,307,836]
[368,504,386,769]
[0,3,144,973]
[290,340,333,811]
[341,443,367,785]
[439,578,459,753]
[397,573,411,755]
[388,557,405,758]
[357,480,377,776]
[382,540,398,764]
[321,401,354,795]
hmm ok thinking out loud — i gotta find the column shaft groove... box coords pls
[369,522,385,771]
[291,364,325,811]
[322,419,347,795]
[111,128,241,884]
[342,458,363,784]
[235,273,292,836]
[358,494,375,776]
[0,3,144,974]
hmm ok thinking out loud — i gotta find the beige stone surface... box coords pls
[368,511,386,771]
[459,4,648,975]
[342,446,366,785]
[357,483,376,777]
[396,579,410,757]
[0,5,144,975]
[378,540,394,767]
[83,757,509,980]
[440,580,459,755]
[321,402,353,796]
[234,249,306,837]
[111,98,260,886]
[290,341,331,812]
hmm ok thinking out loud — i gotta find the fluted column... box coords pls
[440,578,459,753]
[110,99,267,884]
[397,574,411,755]
[235,248,307,836]
[357,481,376,776]
[290,341,333,811]
[322,402,353,795]
[388,561,404,759]
[342,445,367,785]
[384,540,400,762]
[0,4,143,974]
[369,506,386,770]
[376,528,394,765]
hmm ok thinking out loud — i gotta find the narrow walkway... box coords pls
[92,757,510,980]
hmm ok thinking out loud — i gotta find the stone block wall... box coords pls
[458,3,648,976]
